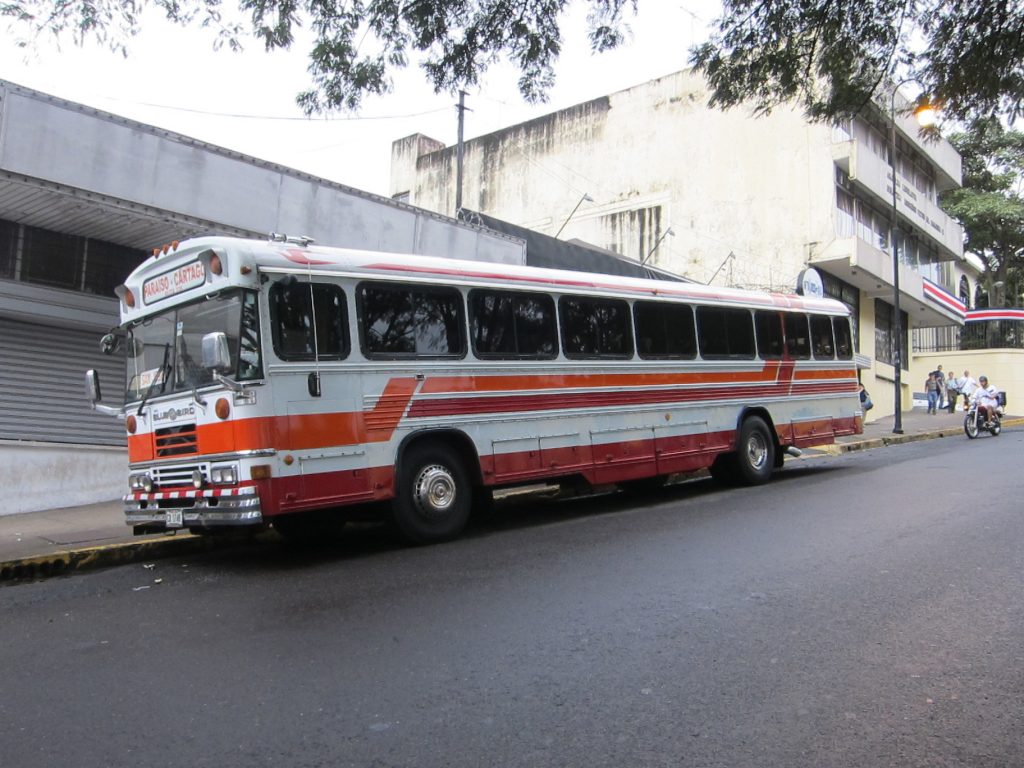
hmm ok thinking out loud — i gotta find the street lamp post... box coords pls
[887,80,937,435]
[555,193,594,238]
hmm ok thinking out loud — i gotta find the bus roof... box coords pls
[118,235,849,322]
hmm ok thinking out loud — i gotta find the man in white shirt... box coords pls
[960,370,978,409]
[971,375,1002,425]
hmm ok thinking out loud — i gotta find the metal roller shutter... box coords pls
[0,317,125,445]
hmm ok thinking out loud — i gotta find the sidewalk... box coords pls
[2,408,1019,582]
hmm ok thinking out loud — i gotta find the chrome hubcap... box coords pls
[746,433,768,470]
[412,464,456,517]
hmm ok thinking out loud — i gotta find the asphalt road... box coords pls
[2,433,1023,768]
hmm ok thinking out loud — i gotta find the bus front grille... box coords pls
[155,424,198,457]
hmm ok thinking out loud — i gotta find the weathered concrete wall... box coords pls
[0,441,126,516]
[397,71,838,292]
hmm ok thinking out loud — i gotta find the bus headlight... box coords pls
[210,465,238,485]
[129,473,153,492]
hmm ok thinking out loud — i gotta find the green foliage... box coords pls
[941,118,1024,306]
[690,0,1024,123]
[2,0,637,113]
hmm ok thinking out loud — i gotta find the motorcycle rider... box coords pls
[971,375,1002,427]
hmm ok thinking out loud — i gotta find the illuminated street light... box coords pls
[888,80,938,434]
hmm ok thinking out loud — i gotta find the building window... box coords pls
[0,219,17,279]
[821,271,860,353]
[0,217,144,296]
[20,226,83,290]
[959,276,971,307]
[874,299,908,370]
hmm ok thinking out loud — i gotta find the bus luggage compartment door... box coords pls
[590,425,657,484]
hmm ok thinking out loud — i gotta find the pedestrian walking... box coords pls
[930,365,946,409]
[925,372,939,414]
[961,369,978,409]
[946,370,961,413]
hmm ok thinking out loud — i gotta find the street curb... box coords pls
[4,419,1021,584]
[0,531,261,585]
[819,417,1024,455]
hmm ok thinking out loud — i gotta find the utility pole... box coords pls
[455,90,468,215]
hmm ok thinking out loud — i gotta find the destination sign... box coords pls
[143,261,206,304]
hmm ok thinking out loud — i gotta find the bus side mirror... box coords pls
[86,369,102,405]
[100,333,121,355]
[201,332,232,372]
[85,370,121,415]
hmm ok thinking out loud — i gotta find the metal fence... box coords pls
[914,320,1024,353]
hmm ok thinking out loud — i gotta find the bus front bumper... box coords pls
[125,485,264,532]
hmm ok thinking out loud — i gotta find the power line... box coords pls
[94,96,452,122]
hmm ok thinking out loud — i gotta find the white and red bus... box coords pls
[87,235,863,543]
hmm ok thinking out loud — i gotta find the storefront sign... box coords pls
[796,268,824,298]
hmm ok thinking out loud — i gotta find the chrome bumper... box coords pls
[124,485,263,530]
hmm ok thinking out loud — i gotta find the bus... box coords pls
[87,235,863,543]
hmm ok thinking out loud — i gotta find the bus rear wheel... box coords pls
[734,416,775,486]
[391,442,471,544]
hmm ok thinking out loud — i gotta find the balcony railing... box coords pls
[914,319,1024,353]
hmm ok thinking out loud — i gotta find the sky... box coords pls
[0,1,721,197]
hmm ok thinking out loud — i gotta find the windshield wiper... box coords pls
[137,343,171,417]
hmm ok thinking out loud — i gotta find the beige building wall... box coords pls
[397,71,837,292]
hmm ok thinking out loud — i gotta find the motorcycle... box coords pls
[964,399,1002,439]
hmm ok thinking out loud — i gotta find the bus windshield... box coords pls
[125,290,261,402]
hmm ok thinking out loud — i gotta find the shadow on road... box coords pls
[198,462,848,576]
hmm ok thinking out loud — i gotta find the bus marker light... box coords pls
[126,415,137,434]
[210,254,223,275]
[124,289,136,308]
[283,455,294,466]
[215,398,230,420]
[250,465,272,480]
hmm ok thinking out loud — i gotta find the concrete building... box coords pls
[391,69,978,420]
[0,79,525,515]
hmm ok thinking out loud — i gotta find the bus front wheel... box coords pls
[734,416,775,486]
[391,442,472,544]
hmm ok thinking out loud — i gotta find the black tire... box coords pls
[734,416,775,486]
[990,417,1001,436]
[391,442,472,544]
[964,414,979,439]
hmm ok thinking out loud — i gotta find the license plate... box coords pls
[166,510,183,528]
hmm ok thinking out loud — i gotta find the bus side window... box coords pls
[560,295,634,359]
[754,310,783,359]
[469,289,558,359]
[783,313,811,359]
[833,317,854,359]
[696,306,755,359]
[358,282,466,358]
[810,315,835,359]
[269,282,349,361]
[634,301,696,359]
